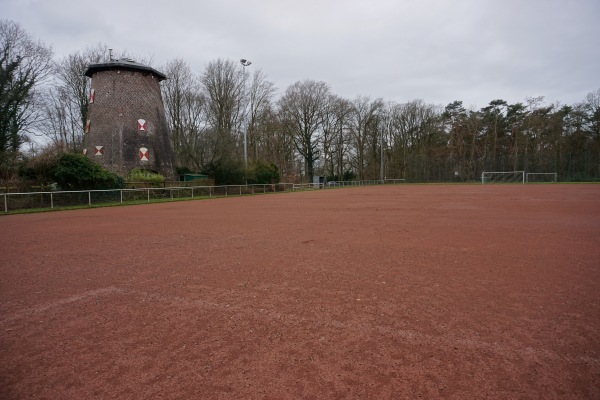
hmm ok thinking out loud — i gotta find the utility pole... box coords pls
[380,129,385,183]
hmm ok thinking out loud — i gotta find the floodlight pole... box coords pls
[380,129,385,183]
[240,59,252,171]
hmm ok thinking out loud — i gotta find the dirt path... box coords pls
[1,184,599,399]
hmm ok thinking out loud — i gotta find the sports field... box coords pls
[1,184,599,399]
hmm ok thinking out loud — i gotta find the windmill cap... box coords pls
[85,58,167,81]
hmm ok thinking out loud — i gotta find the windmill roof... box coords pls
[85,59,167,81]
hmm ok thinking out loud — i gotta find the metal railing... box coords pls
[1,183,288,213]
[1,179,400,213]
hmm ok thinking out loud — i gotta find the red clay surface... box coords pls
[1,184,599,399]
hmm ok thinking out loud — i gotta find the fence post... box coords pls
[51,193,54,209]
[120,190,123,204]
[3,193,6,213]
[88,191,92,206]
[147,189,150,203]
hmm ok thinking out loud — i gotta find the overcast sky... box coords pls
[3,0,599,109]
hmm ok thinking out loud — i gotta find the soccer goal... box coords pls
[481,171,525,184]
[383,178,406,184]
[526,172,558,183]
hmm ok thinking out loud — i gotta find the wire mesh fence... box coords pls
[2,182,383,213]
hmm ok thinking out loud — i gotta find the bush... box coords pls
[53,153,124,190]
[18,151,60,185]
[343,170,356,181]
[176,166,193,175]
[246,161,280,184]
[127,168,165,185]
[326,171,356,182]
[201,159,245,185]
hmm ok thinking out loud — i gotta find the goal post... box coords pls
[526,172,558,183]
[481,171,525,184]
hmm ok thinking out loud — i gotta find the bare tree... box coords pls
[278,80,330,182]
[348,96,384,180]
[40,85,82,151]
[161,58,206,171]
[41,44,108,152]
[386,100,443,180]
[321,95,352,179]
[0,20,53,177]
[201,58,245,163]
[246,69,276,163]
[253,106,297,180]
[584,89,600,177]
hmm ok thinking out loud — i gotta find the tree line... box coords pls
[2,19,599,186]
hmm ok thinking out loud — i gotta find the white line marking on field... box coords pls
[0,286,126,323]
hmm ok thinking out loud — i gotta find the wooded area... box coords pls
[2,20,599,185]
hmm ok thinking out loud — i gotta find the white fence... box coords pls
[2,179,399,213]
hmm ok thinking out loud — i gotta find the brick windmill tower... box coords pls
[83,58,175,180]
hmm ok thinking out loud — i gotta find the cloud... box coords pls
[3,0,599,108]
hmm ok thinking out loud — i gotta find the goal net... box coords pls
[526,172,557,183]
[481,171,525,184]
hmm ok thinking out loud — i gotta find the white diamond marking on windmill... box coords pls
[139,147,149,161]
